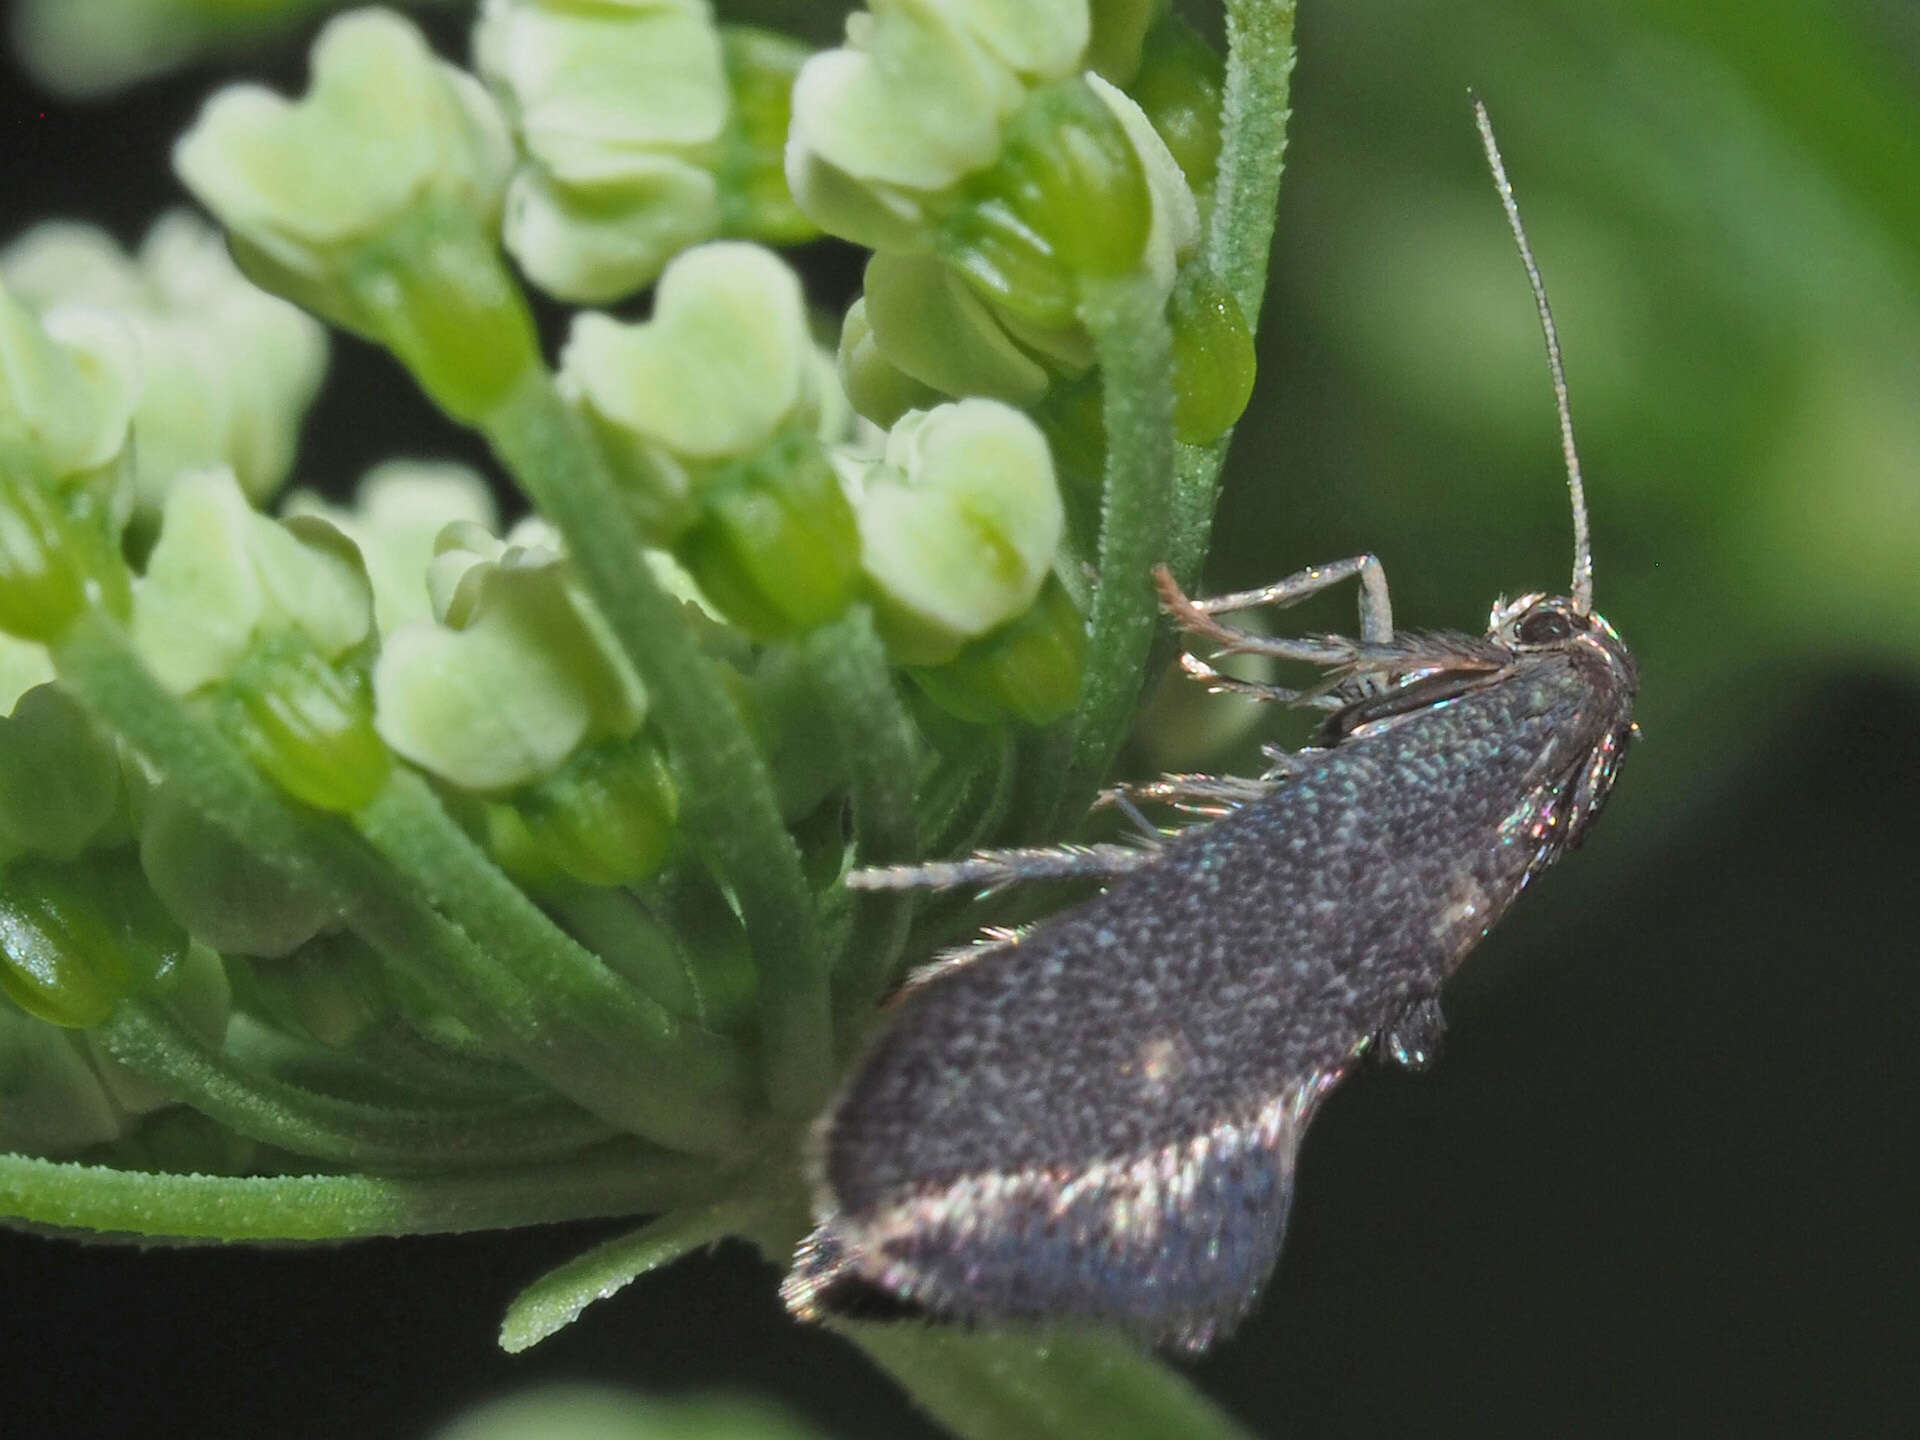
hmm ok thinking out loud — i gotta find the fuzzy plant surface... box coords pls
[0,2,1291,1436]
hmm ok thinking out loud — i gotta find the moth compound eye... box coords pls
[1515,607,1575,645]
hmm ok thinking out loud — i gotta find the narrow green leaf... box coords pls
[499,1198,756,1353]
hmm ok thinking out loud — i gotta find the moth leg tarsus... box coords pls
[848,843,1152,894]
[1098,772,1279,817]
[1378,994,1447,1072]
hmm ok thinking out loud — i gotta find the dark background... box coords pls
[4,0,1917,1435]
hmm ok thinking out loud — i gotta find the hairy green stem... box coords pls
[355,771,746,1093]
[49,611,751,1155]
[1168,0,1298,588]
[97,999,616,1170]
[0,1141,719,1242]
[481,371,830,1114]
[1208,0,1299,331]
[1035,274,1178,832]
[798,611,921,1035]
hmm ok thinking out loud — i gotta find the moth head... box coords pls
[1488,593,1637,689]
[1488,593,1600,646]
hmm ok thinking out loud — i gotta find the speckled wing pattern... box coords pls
[785,617,1637,1351]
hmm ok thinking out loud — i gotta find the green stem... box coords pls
[50,611,751,1155]
[354,771,747,1097]
[1168,0,1298,589]
[480,371,830,1115]
[0,1141,719,1242]
[1036,274,1178,832]
[798,611,921,1034]
[97,999,616,1171]
[1208,0,1299,332]
[841,1325,1254,1440]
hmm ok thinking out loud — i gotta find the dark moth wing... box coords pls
[786,618,1636,1351]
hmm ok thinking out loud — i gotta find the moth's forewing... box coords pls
[788,619,1636,1349]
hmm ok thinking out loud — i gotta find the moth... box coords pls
[782,100,1640,1353]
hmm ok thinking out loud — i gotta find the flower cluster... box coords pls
[1,0,1293,1424]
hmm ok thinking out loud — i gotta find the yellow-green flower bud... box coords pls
[219,629,390,815]
[849,399,1064,666]
[0,684,122,862]
[0,462,133,644]
[939,77,1153,328]
[476,0,727,303]
[909,572,1085,724]
[3,213,328,529]
[563,242,814,466]
[230,932,389,1050]
[14,0,327,98]
[1126,16,1225,205]
[511,732,678,888]
[1085,0,1163,84]
[837,298,942,430]
[1169,264,1256,443]
[0,282,140,488]
[132,467,375,696]
[716,27,819,245]
[561,243,859,636]
[677,429,860,640]
[0,851,189,1028]
[860,252,1050,406]
[139,778,335,957]
[283,459,499,636]
[373,522,646,793]
[173,10,535,420]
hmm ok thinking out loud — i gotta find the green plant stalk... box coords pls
[0,1140,719,1242]
[842,1324,1255,1440]
[354,770,738,1078]
[1208,0,1298,333]
[49,610,753,1155]
[1167,0,1298,587]
[797,611,921,1036]
[97,998,618,1171]
[479,370,831,1115]
[1034,273,1178,833]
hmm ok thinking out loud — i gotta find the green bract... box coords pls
[372,520,647,793]
[847,399,1065,665]
[2,214,328,530]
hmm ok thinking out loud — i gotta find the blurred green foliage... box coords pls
[1199,0,1919,850]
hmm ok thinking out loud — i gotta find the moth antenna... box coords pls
[1471,93,1594,615]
